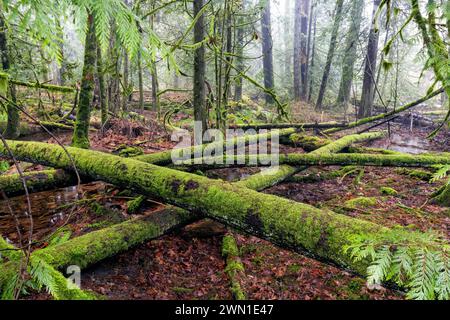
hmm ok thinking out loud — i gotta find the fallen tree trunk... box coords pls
[134,128,296,165]
[222,233,246,300]
[0,121,73,137]
[280,133,331,151]
[235,131,384,191]
[0,207,198,294]
[0,140,402,276]
[179,152,450,169]
[323,88,445,134]
[0,169,77,196]
[230,122,347,130]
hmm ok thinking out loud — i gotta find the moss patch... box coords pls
[345,197,378,209]
[380,187,398,196]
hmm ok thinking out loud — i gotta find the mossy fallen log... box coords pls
[134,128,296,165]
[235,131,385,191]
[280,134,331,151]
[222,234,246,300]
[0,169,77,196]
[323,88,445,134]
[231,122,347,130]
[0,207,199,296]
[286,166,359,183]
[0,236,95,300]
[0,121,73,137]
[0,140,405,276]
[178,152,450,168]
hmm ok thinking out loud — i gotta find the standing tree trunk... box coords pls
[293,0,302,100]
[97,44,108,126]
[300,0,310,100]
[193,0,208,137]
[307,11,317,102]
[122,50,129,112]
[336,0,364,109]
[304,0,314,99]
[234,16,244,102]
[137,50,144,110]
[358,0,381,119]
[315,0,345,110]
[149,12,159,115]
[260,0,274,105]
[71,13,96,149]
[0,7,19,139]
[151,65,159,114]
[283,0,292,90]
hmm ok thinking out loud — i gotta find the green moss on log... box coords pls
[0,169,76,196]
[0,207,198,296]
[222,234,246,300]
[286,134,331,151]
[0,139,406,276]
[432,184,450,207]
[135,128,296,165]
[9,79,75,93]
[345,197,378,209]
[380,187,398,196]
[236,132,385,191]
[127,195,146,214]
[395,168,433,181]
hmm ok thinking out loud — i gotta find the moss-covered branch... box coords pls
[323,87,445,134]
[235,131,385,191]
[134,128,296,165]
[222,234,246,300]
[177,152,450,168]
[0,169,77,196]
[0,207,199,296]
[0,121,73,137]
[8,79,76,93]
[231,122,347,131]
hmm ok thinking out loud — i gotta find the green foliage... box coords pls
[47,227,72,247]
[380,187,398,196]
[344,227,450,300]
[431,165,450,183]
[0,160,9,173]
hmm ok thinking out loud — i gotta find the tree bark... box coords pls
[0,169,77,197]
[300,0,310,100]
[134,128,296,165]
[336,0,364,109]
[283,0,292,90]
[293,0,302,100]
[315,0,345,110]
[0,7,20,139]
[307,12,317,102]
[358,0,381,119]
[97,43,108,126]
[325,87,445,134]
[137,50,144,111]
[72,13,96,149]
[0,207,199,293]
[260,0,275,104]
[193,0,208,135]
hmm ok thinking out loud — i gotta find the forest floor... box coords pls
[2,106,450,300]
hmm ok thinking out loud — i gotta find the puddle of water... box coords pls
[372,133,431,155]
[0,182,106,243]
